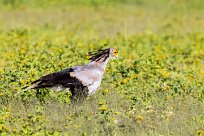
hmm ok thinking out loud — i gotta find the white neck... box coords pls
[90,58,109,72]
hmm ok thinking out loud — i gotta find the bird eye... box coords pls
[113,50,118,53]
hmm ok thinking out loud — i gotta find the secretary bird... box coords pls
[24,48,118,100]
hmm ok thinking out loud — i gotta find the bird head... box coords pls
[109,48,119,59]
[88,47,119,62]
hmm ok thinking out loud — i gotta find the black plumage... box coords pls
[26,68,88,99]
[88,48,110,62]
[31,68,74,88]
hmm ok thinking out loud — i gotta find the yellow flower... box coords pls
[130,74,137,79]
[85,56,90,59]
[137,120,141,124]
[160,69,170,78]
[123,78,128,84]
[100,105,108,111]
[13,128,18,133]
[163,85,171,91]
[137,115,143,120]
[19,79,26,84]
[136,115,143,124]
[103,89,109,94]
[98,101,104,105]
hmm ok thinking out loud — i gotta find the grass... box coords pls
[0,0,204,135]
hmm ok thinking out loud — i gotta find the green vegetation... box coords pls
[0,0,204,135]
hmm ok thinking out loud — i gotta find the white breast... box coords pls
[87,71,102,95]
[75,69,102,95]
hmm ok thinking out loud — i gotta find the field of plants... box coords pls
[0,0,204,135]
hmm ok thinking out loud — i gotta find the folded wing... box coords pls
[28,68,82,89]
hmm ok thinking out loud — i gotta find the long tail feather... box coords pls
[23,84,37,91]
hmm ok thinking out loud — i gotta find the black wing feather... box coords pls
[26,67,89,99]
[32,68,78,89]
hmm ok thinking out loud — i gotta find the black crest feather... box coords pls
[88,48,110,62]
